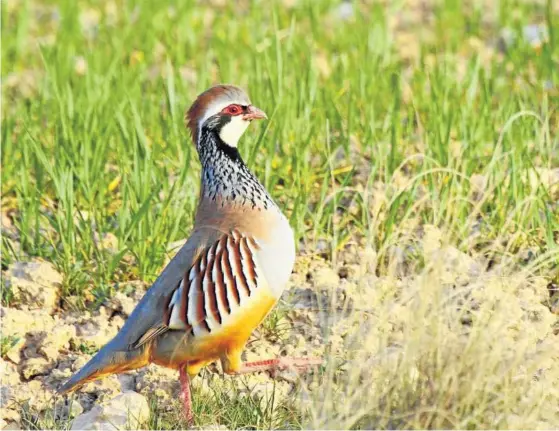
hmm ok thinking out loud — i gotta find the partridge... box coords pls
[58,84,319,424]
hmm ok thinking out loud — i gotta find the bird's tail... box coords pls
[57,341,150,395]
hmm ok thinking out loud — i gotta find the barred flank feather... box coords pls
[165,231,261,334]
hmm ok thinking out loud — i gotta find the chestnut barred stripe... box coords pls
[165,231,260,335]
[204,243,221,325]
[240,238,258,288]
[222,242,240,306]
[228,236,251,299]
[194,269,204,326]
[213,239,230,316]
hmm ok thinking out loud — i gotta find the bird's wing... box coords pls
[135,228,264,347]
[110,227,223,350]
[57,227,222,395]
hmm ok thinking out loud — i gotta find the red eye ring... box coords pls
[224,104,242,115]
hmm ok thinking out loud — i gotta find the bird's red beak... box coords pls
[243,105,267,121]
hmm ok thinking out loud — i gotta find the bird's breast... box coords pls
[196,198,295,298]
[254,213,295,298]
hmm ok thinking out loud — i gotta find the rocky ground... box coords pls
[2,226,558,429]
[0,248,334,429]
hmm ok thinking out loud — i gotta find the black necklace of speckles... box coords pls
[197,128,276,211]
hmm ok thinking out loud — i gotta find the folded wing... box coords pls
[136,229,262,346]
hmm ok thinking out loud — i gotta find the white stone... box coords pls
[77,319,119,348]
[1,306,54,338]
[70,391,149,430]
[105,292,137,317]
[37,323,77,360]
[69,401,85,418]
[6,261,62,312]
[55,399,84,420]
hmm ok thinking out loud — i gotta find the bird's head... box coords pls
[186,84,267,149]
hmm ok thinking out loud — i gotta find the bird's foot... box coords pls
[237,357,322,376]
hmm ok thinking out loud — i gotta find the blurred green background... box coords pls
[2,0,558,306]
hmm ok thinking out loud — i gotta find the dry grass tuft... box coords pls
[304,235,558,430]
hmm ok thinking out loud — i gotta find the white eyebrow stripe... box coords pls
[198,99,249,128]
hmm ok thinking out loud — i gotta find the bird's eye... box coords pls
[224,105,242,115]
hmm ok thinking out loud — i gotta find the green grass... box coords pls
[148,374,304,430]
[21,375,302,430]
[1,334,20,357]
[2,0,558,429]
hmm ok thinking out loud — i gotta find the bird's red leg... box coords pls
[236,357,322,376]
[179,365,194,426]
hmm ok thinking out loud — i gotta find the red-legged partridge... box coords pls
[59,84,320,424]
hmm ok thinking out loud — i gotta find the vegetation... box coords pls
[2,0,558,429]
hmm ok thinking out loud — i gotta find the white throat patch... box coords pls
[198,99,251,148]
[219,116,250,147]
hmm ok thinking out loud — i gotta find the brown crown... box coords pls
[185,84,249,144]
